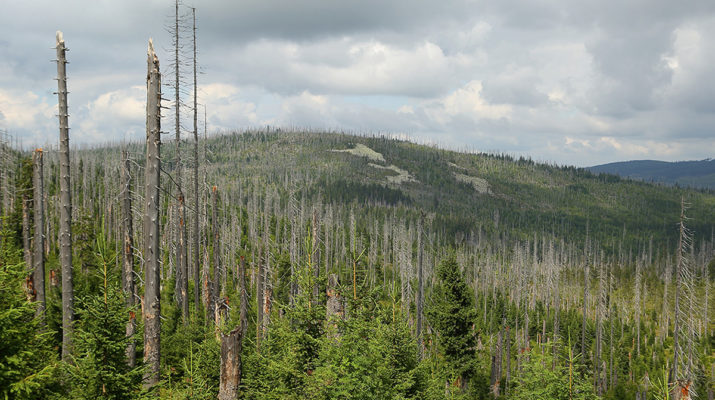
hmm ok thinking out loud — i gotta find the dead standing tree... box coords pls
[191,6,201,318]
[33,149,46,322]
[121,149,136,367]
[143,39,162,389]
[55,31,74,361]
[218,257,247,400]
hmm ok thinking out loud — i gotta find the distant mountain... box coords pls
[588,159,715,190]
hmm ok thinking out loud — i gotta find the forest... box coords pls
[1,7,714,400]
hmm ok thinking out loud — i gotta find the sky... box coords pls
[1,0,714,167]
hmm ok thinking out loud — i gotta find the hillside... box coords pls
[589,159,715,190]
[195,131,715,249]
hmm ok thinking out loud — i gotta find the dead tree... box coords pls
[218,325,244,400]
[191,6,201,317]
[239,256,248,338]
[581,224,590,362]
[634,259,642,356]
[121,149,136,367]
[176,189,189,323]
[171,0,189,324]
[672,197,696,385]
[490,322,504,397]
[416,217,424,359]
[143,39,162,388]
[55,31,74,361]
[256,247,264,350]
[33,149,45,321]
[212,186,221,324]
[22,195,32,298]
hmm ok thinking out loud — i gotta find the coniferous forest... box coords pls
[1,6,714,400]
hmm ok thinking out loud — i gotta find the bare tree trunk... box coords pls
[212,186,221,302]
[635,260,642,356]
[326,273,343,339]
[218,325,244,400]
[505,324,511,395]
[176,190,189,323]
[33,149,45,321]
[239,256,248,338]
[672,198,684,383]
[121,149,136,367]
[22,195,33,301]
[143,39,162,389]
[416,217,424,359]
[491,326,503,397]
[191,6,201,318]
[311,209,320,307]
[56,31,74,362]
[256,247,264,350]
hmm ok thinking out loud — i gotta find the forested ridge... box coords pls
[1,127,713,399]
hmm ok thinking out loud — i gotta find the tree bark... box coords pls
[56,31,74,362]
[143,39,162,389]
[121,149,136,367]
[33,149,45,321]
[218,325,244,400]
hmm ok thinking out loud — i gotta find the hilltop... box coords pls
[589,158,715,190]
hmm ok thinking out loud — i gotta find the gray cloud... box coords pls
[1,0,714,165]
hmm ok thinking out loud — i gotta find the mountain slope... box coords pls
[87,130,715,252]
[589,159,715,190]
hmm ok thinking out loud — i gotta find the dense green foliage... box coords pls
[0,224,59,399]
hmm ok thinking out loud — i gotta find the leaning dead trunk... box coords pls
[56,31,74,361]
[121,149,136,367]
[143,39,162,389]
[33,149,45,321]
[218,325,244,400]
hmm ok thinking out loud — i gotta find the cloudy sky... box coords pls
[1,0,713,166]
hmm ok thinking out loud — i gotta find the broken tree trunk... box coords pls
[143,39,162,389]
[218,325,244,400]
[56,31,74,362]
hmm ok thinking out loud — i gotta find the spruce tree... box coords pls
[427,255,477,390]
